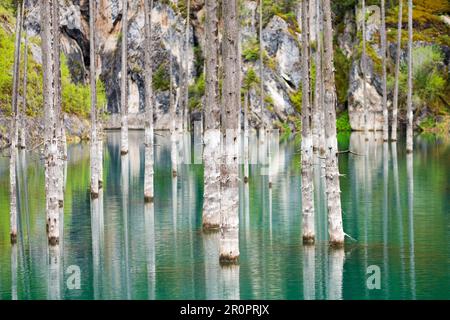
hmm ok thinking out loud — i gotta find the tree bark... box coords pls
[169,9,178,178]
[391,0,403,141]
[202,0,221,230]
[323,0,345,246]
[406,0,413,153]
[312,0,325,155]
[10,0,23,244]
[120,0,129,155]
[243,92,249,183]
[183,0,191,132]
[301,0,315,244]
[362,0,368,137]
[381,0,388,141]
[259,0,264,130]
[144,0,154,203]
[220,0,240,263]
[42,0,61,245]
[19,0,27,149]
[90,0,99,199]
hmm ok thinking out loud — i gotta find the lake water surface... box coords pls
[0,131,448,299]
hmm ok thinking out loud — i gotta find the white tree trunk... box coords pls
[406,0,413,153]
[144,0,155,203]
[243,92,249,183]
[183,0,191,132]
[98,106,103,188]
[90,0,99,199]
[381,0,388,141]
[41,0,61,245]
[391,0,403,141]
[220,0,240,263]
[362,0,369,137]
[259,0,264,129]
[9,127,18,244]
[323,0,345,246]
[169,12,178,177]
[19,1,28,150]
[301,0,315,244]
[120,0,129,155]
[312,0,325,155]
[10,0,23,244]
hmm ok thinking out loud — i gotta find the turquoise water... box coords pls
[0,131,448,300]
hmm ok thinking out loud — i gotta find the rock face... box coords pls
[347,5,385,131]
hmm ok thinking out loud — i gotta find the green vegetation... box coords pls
[0,5,105,118]
[336,110,352,132]
[188,72,205,110]
[262,0,299,30]
[242,67,260,93]
[289,88,302,113]
[334,47,351,106]
[153,63,170,92]
[398,46,448,114]
[242,37,260,62]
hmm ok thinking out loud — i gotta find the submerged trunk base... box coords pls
[10,233,17,244]
[144,195,154,203]
[219,254,239,265]
[91,191,99,199]
[121,150,128,156]
[302,235,315,245]
[202,223,220,231]
[329,240,345,248]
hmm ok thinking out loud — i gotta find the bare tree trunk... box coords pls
[362,0,368,137]
[144,0,154,203]
[90,0,99,199]
[9,125,18,244]
[243,92,249,183]
[406,0,413,153]
[323,0,345,246]
[202,0,221,230]
[120,0,129,155]
[169,11,178,178]
[42,0,61,245]
[10,0,23,244]
[391,0,402,141]
[19,1,27,149]
[381,0,388,141]
[220,0,240,263]
[301,0,315,244]
[313,0,325,155]
[259,0,264,130]
[98,107,104,188]
[183,0,191,132]
[53,0,65,225]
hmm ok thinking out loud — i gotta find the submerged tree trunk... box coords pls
[169,11,178,178]
[243,92,249,183]
[362,0,368,137]
[90,0,99,199]
[9,125,18,244]
[19,1,27,149]
[323,0,345,246]
[301,0,315,244]
[183,0,191,132]
[120,0,129,155]
[220,0,240,263]
[53,0,65,224]
[259,0,264,129]
[202,0,221,230]
[313,0,325,155]
[144,0,154,203]
[42,0,61,245]
[406,0,413,153]
[10,0,23,243]
[381,0,388,141]
[391,0,403,141]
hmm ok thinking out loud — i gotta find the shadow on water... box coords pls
[0,130,448,299]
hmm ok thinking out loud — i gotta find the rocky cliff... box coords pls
[4,0,450,133]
